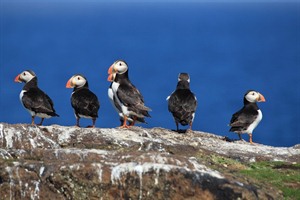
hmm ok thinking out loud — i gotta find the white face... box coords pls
[71,75,86,88]
[114,60,128,74]
[245,91,260,103]
[19,71,35,83]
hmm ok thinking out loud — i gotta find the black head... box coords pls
[178,73,190,83]
[107,60,129,82]
[14,70,37,83]
[66,74,89,89]
[243,90,266,104]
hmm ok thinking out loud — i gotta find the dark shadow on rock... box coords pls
[171,129,188,134]
[222,136,241,142]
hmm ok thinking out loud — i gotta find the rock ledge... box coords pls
[0,123,299,199]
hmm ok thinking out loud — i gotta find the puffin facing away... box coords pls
[66,74,100,128]
[229,90,266,144]
[14,70,59,125]
[107,60,151,128]
[167,73,197,132]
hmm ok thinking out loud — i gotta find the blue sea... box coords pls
[1,1,299,147]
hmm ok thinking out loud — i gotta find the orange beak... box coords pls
[66,78,73,88]
[107,64,115,82]
[258,93,266,102]
[108,65,114,75]
[14,74,21,83]
[107,74,114,82]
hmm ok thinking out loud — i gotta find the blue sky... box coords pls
[1,1,299,146]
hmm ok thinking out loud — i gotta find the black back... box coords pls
[115,71,151,118]
[22,77,59,116]
[71,83,100,118]
[168,78,197,126]
[229,99,259,132]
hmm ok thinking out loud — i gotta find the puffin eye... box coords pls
[119,62,122,66]
[252,92,255,95]
[77,77,80,80]
[23,72,26,76]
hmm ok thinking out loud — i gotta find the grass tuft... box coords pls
[241,161,300,200]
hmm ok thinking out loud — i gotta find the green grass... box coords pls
[240,161,300,200]
[209,154,247,170]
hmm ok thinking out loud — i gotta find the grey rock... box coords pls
[0,123,298,199]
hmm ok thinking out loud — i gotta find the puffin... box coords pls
[229,90,266,144]
[107,60,151,128]
[108,83,146,126]
[167,73,197,132]
[66,74,100,128]
[14,70,59,125]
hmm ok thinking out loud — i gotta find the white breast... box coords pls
[111,82,137,117]
[246,109,263,134]
[108,87,122,116]
[19,90,26,103]
[111,82,120,93]
[108,87,114,102]
[110,82,121,108]
[110,82,126,117]
[19,90,35,116]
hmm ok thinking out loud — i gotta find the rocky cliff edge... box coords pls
[0,123,299,199]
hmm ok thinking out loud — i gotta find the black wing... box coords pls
[22,88,58,116]
[71,89,100,118]
[168,89,197,124]
[229,106,258,131]
[113,93,122,113]
[117,83,151,117]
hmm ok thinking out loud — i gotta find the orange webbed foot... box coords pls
[119,125,130,129]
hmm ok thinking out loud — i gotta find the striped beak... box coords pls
[66,78,74,88]
[107,64,115,82]
[108,64,114,74]
[14,74,22,83]
[257,93,266,102]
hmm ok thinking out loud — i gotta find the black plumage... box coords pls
[108,83,146,126]
[15,70,59,125]
[229,104,259,132]
[107,60,151,128]
[229,90,266,144]
[115,72,151,118]
[66,74,100,128]
[167,73,197,132]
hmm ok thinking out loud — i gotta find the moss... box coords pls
[209,154,247,170]
[194,151,247,171]
[194,152,299,199]
[240,161,300,200]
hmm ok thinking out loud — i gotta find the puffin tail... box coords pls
[53,112,59,117]
[136,104,152,117]
[179,120,189,126]
[229,126,241,132]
